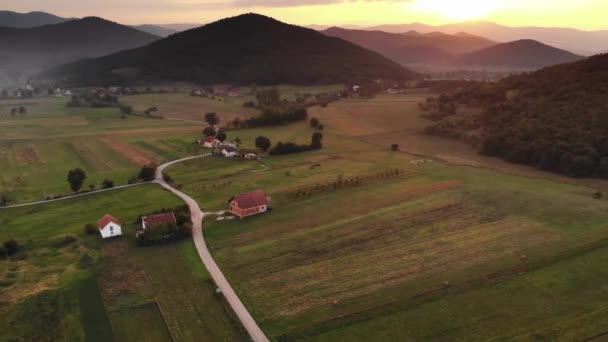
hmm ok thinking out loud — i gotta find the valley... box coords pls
[3,87,608,340]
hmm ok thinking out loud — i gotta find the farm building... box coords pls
[202,136,222,148]
[142,212,177,230]
[244,153,258,160]
[229,190,268,218]
[221,146,239,158]
[98,214,122,239]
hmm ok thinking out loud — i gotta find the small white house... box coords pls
[98,214,122,239]
[244,153,258,160]
[64,90,73,96]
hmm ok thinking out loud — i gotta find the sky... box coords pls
[4,0,608,30]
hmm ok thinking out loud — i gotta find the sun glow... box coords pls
[410,0,504,21]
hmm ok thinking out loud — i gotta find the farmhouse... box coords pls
[229,190,268,218]
[202,136,222,148]
[142,212,177,230]
[98,214,122,239]
[244,153,258,160]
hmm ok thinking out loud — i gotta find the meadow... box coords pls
[163,92,608,340]
[3,88,608,341]
[0,184,243,341]
[0,96,203,204]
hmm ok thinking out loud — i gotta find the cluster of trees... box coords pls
[286,169,406,199]
[269,132,323,156]
[66,168,114,192]
[245,107,308,128]
[423,54,608,178]
[310,117,324,131]
[0,239,19,259]
[6,106,27,117]
[136,205,192,246]
[67,92,118,108]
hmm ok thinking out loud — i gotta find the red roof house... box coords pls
[142,212,177,230]
[229,190,268,218]
[98,214,122,239]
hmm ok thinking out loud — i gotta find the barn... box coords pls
[142,212,177,229]
[98,214,122,239]
[229,190,268,218]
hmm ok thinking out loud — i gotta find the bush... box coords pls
[203,126,216,137]
[310,117,320,128]
[216,132,227,142]
[0,245,7,259]
[67,168,87,192]
[593,191,603,199]
[3,239,19,256]
[255,136,272,152]
[391,144,400,151]
[101,179,115,189]
[119,105,133,114]
[139,163,157,182]
[84,223,98,235]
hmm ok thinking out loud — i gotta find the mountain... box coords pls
[368,21,608,55]
[0,17,160,72]
[47,14,416,86]
[324,27,495,54]
[131,25,178,37]
[457,39,584,69]
[0,10,72,28]
[426,53,608,178]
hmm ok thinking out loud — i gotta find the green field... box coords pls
[4,89,608,341]
[162,92,608,340]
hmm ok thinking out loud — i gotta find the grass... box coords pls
[162,91,608,340]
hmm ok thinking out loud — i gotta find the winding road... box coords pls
[158,155,269,342]
[1,155,269,342]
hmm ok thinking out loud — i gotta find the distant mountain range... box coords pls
[0,17,159,71]
[366,21,608,56]
[323,27,582,70]
[323,27,495,65]
[457,40,583,69]
[0,10,72,28]
[46,14,416,86]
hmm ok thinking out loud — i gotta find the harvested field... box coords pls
[101,136,157,166]
[14,144,43,165]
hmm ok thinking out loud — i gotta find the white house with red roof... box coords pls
[141,212,177,230]
[98,214,123,239]
[229,190,268,218]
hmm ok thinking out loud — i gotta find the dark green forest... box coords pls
[424,54,608,178]
[47,14,416,86]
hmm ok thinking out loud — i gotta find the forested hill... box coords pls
[425,54,608,178]
[1,17,159,70]
[457,39,583,69]
[46,13,417,86]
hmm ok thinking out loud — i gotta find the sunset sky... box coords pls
[5,0,608,30]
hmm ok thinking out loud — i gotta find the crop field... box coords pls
[121,92,260,123]
[0,184,243,341]
[163,91,608,340]
[0,96,203,204]
[4,88,608,341]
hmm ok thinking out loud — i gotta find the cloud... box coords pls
[231,0,408,8]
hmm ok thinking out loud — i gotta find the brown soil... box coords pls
[14,145,43,165]
[101,136,157,166]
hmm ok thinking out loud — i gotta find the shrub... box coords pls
[102,179,115,189]
[310,117,320,128]
[391,144,400,151]
[203,126,216,137]
[0,245,7,259]
[139,163,157,182]
[255,136,272,152]
[84,223,98,235]
[216,132,227,142]
[593,191,603,199]
[3,239,19,256]
[119,105,133,114]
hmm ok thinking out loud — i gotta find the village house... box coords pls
[202,136,222,148]
[98,214,123,239]
[229,190,269,218]
[221,146,239,158]
[141,212,177,230]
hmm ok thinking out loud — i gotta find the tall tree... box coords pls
[204,112,220,126]
[67,168,87,192]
